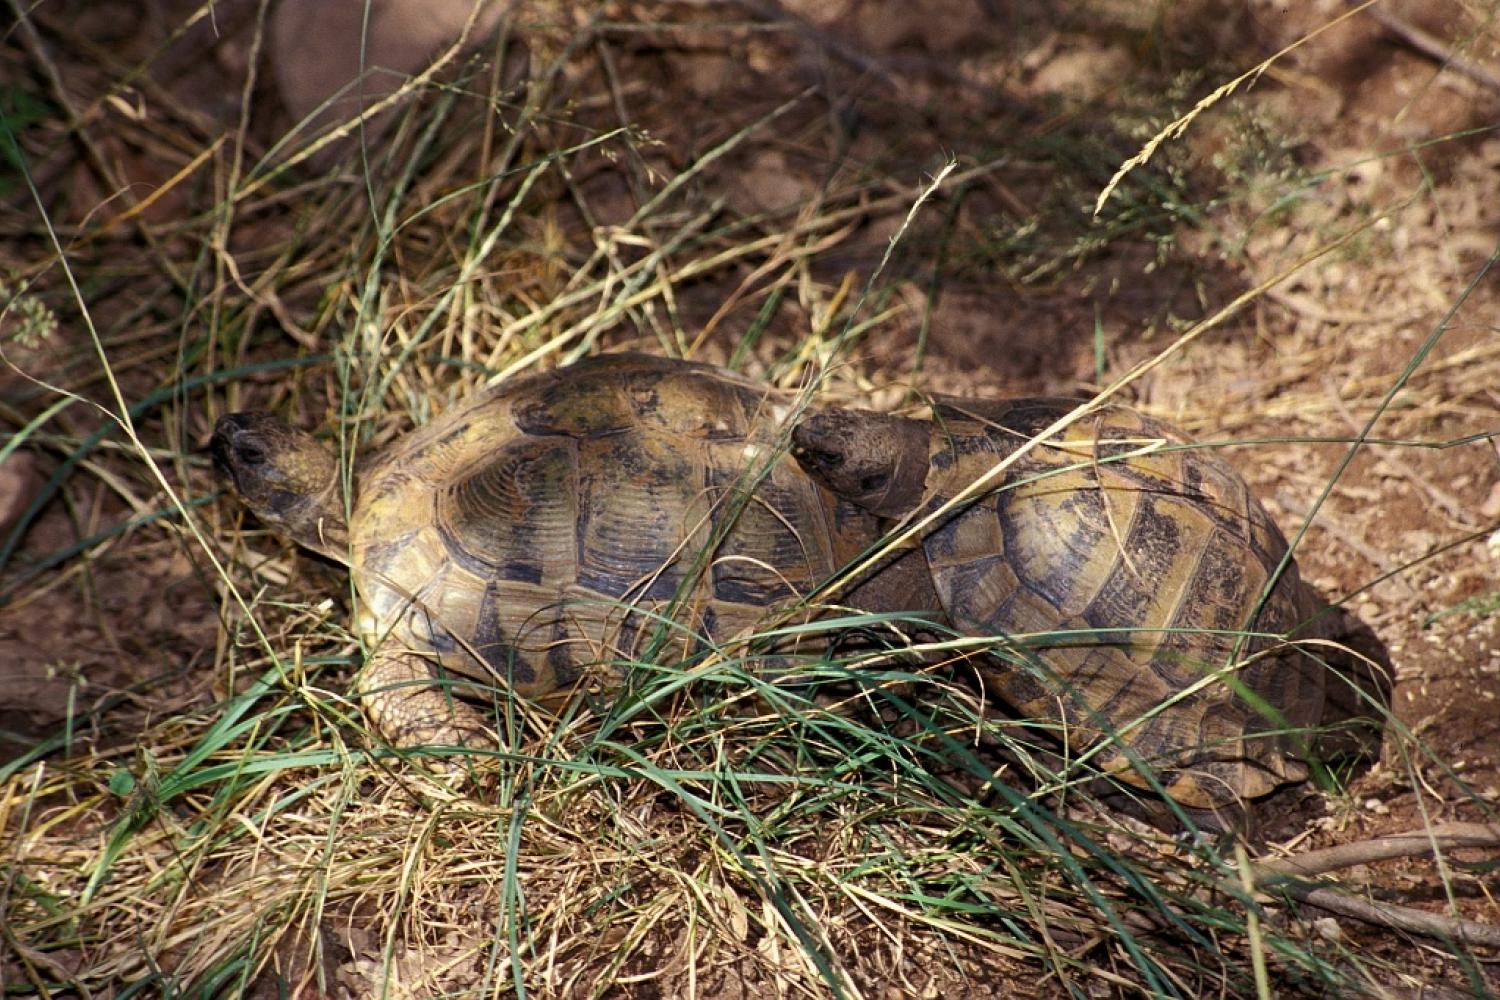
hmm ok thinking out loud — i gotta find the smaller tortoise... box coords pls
[212,353,877,751]
[793,397,1328,810]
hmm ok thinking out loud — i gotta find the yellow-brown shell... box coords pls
[921,398,1327,808]
[349,353,874,704]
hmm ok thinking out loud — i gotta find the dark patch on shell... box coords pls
[410,605,460,654]
[472,580,537,686]
[545,642,583,688]
[1079,494,1184,647]
[439,439,576,585]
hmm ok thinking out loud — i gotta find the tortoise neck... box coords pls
[289,476,351,564]
[842,540,943,615]
[878,415,933,517]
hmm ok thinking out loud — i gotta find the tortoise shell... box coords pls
[346,353,876,740]
[797,397,1328,809]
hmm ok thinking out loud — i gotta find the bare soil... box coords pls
[2,0,1498,996]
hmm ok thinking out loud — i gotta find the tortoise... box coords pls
[211,353,879,750]
[792,396,1329,810]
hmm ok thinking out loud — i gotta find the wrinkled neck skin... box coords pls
[878,424,933,519]
[841,540,943,619]
[279,479,351,563]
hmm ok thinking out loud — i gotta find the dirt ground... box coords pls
[3,0,1499,996]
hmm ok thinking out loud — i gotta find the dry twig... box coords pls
[1250,823,1500,948]
[1358,2,1500,94]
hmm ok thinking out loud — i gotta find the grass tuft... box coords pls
[3,1,1498,996]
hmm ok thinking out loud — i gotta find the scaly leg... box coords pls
[362,649,494,750]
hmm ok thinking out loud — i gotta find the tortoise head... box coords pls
[211,411,350,563]
[791,408,930,519]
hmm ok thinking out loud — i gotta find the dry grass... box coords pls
[3,1,1499,997]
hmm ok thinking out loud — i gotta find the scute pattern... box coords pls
[921,398,1327,808]
[575,431,700,601]
[712,465,844,599]
[347,353,877,741]
[439,437,578,585]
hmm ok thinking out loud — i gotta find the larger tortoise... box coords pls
[793,396,1329,810]
[212,353,878,749]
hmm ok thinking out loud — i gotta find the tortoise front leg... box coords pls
[361,649,494,750]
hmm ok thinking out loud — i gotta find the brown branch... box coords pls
[1357,2,1500,95]
[1255,823,1500,879]
[1249,823,1500,948]
[1276,881,1500,949]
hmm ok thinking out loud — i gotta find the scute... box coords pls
[634,367,765,440]
[996,484,1113,615]
[919,397,1327,808]
[706,465,831,606]
[513,370,636,437]
[574,430,702,602]
[438,436,578,585]
[346,353,881,734]
[1076,494,1190,652]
